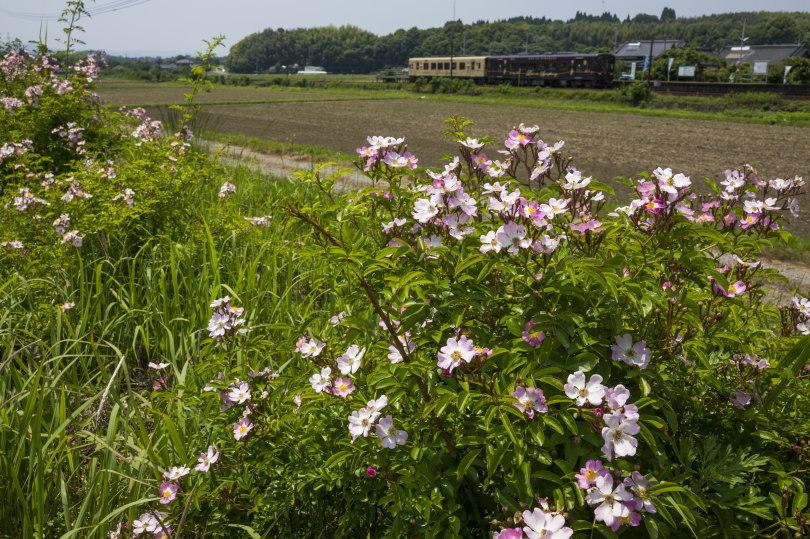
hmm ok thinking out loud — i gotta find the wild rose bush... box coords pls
[114,118,810,537]
[0,47,212,286]
[1,37,807,538]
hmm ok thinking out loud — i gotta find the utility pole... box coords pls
[449,0,456,77]
[736,17,748,82]
[736,17,747,66]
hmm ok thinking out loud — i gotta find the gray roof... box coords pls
[614,40,686,59]
[717,44,809,64]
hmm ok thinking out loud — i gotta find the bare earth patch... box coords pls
[193,99,809,233]
[102,79,810,301]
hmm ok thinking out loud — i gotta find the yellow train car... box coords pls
[408,56,487,82]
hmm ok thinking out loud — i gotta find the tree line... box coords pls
[225,10,810,74]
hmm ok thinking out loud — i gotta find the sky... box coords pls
[1,0,807,56]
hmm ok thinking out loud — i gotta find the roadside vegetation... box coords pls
[1,25,809,538]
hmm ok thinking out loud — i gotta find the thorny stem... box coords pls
[286,204,458,458]
[357,278,458,457]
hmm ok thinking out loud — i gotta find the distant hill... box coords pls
[226,10,810,74]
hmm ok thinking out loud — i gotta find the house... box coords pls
[296,65,327,75]
[717,43,809,65]
[715,44,808,77]
[614,40,686,63]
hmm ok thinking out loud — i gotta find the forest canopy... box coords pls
[225,11,810,74]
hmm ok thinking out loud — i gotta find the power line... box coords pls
[0,0,152,22]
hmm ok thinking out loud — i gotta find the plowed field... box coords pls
[98,82,810,236]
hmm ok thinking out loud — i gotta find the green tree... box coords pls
[661,7,677,21]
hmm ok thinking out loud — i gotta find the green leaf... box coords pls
[793,492,807,515]
[648,483,689,495]
[770,492,785,519]
[456,449,481,480]
[226,524,261,539]
[323,450,352,470]
[487,444,509,476]
[643,514,660,538]
[500,411,521,447]
[543,415,565,435]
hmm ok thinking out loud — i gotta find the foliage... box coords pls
[226,25,381,74]
[0,47,220,292]
[225,12,810,74]
[768,57,810,84]
[88,114,809,536]
[651,48,727,82]
[2,34,810,539]
[619,81,653,106]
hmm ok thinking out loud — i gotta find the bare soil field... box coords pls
[190,99,809,178]
[189,99,810,233]
[96,82,810,236]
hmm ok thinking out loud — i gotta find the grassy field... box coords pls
[97,79,810,237]
[96,79,403,106]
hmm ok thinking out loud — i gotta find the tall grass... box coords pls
[0,164,340,537]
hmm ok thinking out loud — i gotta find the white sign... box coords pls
[753,61,768,75]
[677,65,696,77]
[667,58,675,72]
[630,62,636,80]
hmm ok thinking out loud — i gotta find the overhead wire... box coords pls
[0,0,152,22]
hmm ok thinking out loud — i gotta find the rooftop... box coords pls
[614,40,686,59]
[716,44,809,64]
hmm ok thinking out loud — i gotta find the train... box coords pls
[407,53,615,88]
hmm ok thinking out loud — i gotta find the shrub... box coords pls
[620,81,653,107]
[1,30,808,538]
[0,42,223,288]
[102,117,809,537]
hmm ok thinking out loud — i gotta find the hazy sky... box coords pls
[1,0,807,56]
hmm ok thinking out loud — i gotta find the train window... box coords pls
[423,62,428,70]
[459,62,465,70]
[444,62,450,70]
[430,62,436,69]
[478,62,481,69]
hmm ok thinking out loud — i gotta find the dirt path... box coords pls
[207,141,810,305]
[207,141,372,190]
